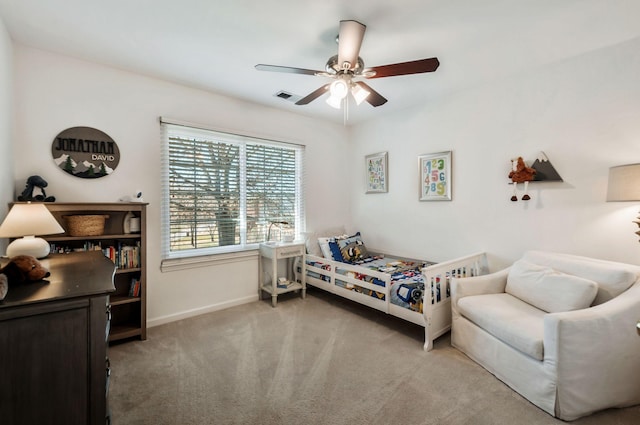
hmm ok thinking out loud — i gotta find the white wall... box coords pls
[12,34,640,325]
[0,17,13,254]
[12,45,350,325]
[350,36,640,269]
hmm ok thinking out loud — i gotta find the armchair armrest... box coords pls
[451,268,509,312]
[543,281,640,420]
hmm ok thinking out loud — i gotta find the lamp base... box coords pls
[6,236,51,259]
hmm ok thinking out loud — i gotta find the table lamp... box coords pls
[0,203,64,258]
[267,221,289,243]
[606,163,640,241]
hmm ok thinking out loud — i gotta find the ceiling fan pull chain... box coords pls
[344,97,349,125]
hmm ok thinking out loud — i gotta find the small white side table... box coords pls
[259,242,306,307]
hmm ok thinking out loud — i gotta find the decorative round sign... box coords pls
[51,126,120,179]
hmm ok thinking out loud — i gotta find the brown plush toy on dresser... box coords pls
[0,255,50,301]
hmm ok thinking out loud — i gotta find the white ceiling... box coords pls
[1,0,639,125]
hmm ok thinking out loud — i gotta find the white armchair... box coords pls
[451,250,640,421]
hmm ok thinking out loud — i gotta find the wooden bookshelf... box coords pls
[38,202,148,343]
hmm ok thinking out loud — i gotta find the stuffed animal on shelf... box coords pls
[17,175,56,202]
[509,157,536,201]
[0,255,50,300]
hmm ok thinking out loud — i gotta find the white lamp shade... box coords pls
[607,164,640,201]
[0,203,64,258]
[351,83,370,105]
[329,80,349,99]
[0,203,64,238]
[325,94,343,109]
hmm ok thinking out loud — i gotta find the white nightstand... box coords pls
[259,242,306,307]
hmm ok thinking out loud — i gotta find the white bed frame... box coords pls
[303,251,489,351]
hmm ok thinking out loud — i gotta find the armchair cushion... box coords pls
[458,293,545,360]
[522,251,637,305]
[505,259,598,313]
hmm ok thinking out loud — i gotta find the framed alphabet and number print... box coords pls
[419,151,452,201]
[365,151,388,193]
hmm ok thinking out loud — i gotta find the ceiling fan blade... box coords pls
[295,84,330,105]
[255,64,323,76]
[337,20,366,71]
[366,57,440,79]
[354,81,387,107]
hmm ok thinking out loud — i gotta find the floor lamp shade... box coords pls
[607,163,640,243]
[606,164,640,201]
[0,203,64,258]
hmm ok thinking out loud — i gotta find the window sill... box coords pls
[161,249,259,272]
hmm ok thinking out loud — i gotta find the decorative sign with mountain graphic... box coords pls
[530,151,563,182]
[51,126,120,179]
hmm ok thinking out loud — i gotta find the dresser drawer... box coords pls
[275,245,305,259]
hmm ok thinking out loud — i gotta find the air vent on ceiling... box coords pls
[274,90,302,103]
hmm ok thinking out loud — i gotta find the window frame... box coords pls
[160,118,305,266]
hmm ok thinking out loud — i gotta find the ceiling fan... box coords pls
[255,20,440,109]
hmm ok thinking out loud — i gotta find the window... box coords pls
[160,119,305,260]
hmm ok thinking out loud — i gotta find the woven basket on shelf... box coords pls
[64,215,109,237]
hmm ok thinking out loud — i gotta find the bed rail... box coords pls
[305,254,392,313]
[422,252,489,351]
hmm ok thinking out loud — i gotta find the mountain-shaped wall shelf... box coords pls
[530,151,563,182]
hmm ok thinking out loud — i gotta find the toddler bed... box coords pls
[301,231,488,351]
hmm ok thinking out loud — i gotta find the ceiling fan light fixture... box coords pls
[351,83,370,105]
[329,79,349,99]
[325,94,343,109]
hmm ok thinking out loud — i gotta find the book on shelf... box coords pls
[49,241,103,254]
[103,241,141,269]
[276,279,297,289]
[128,278,141,297]
[49,240,141,270]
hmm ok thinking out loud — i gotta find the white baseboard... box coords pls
[147,294,258,328]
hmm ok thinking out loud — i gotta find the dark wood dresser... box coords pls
[0,251,115,425]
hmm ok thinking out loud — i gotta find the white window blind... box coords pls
[160,119,305,260]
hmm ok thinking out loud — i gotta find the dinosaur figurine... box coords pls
[17,175,56,202]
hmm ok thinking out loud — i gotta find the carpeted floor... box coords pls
[109,288,640,424]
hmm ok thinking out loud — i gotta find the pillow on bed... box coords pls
[318,237,335,259]
[305,226,346,257]
[337,232,370,263]
[317,237,346,260]
[329,240,345,262]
